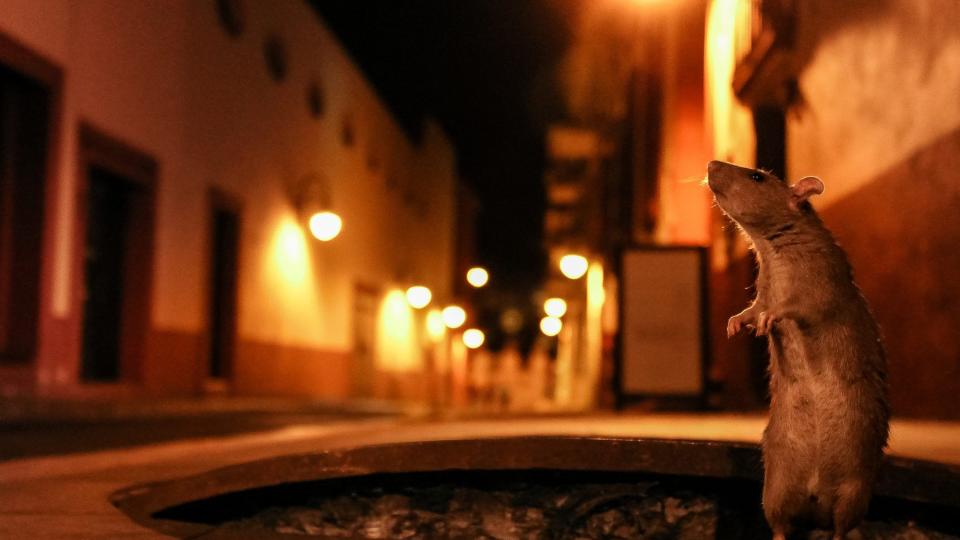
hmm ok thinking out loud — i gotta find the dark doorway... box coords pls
[81,167,140,380]
[0,62,50,364]
[79,125,156,383]
[207,192,240,381]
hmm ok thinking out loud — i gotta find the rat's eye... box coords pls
[750,171,764,182]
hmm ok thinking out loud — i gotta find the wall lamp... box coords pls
[296,172,342,242]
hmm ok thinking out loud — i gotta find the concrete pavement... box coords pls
[0,396,409,461]
[0,413,958,538]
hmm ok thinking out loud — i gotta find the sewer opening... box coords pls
[151,469,960,538]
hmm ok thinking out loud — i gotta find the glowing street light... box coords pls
[543,297,568,318]
[308,211,342,241]
[441,305,467,329]
[540,316,563,337]
[462,328,485,349]
[405,286,432,309]
[466,266,489,288]
[559,254,589,279]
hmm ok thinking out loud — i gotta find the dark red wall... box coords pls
[822,127,960,419]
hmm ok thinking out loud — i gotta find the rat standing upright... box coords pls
[706,161,888,540]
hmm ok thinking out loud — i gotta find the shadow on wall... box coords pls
[792,0,895,75]
[822,125,960,420]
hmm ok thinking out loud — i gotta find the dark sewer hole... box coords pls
[152,470,960,539]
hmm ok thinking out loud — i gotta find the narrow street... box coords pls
[2,0,960,537]
[0,405,393,461]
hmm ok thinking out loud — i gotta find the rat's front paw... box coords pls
[726,311,756,338]
[727,315,745,338]
[756,311,779,335]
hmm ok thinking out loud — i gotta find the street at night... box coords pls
[2,0,960,538]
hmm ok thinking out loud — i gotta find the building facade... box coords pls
[0,0,457,401]
[549,0,959,419]
[545,0,713,410]
[707,0,960,418]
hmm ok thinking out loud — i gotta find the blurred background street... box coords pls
[2,0,958,425]
[1,0,959,536]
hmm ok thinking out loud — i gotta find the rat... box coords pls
[706,160,889,540]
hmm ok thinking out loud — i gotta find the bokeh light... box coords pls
[544,297,568,318]
[308,211,342,241]
[405,285,432,309]
[540,316,562,337]
[442,305,467,329]
[462,328,485,349]
[500,308,524,335]
[466,266,489,288]
[559,254,589,279]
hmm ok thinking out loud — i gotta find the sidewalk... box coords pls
[0,396,413,462]
[0,395,413,424]
[0,413,958,538]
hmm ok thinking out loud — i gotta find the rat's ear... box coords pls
[790,176,824,209]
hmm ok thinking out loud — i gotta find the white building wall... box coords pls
[0,0,456,396]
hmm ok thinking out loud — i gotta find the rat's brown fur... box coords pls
[707,161,889,540]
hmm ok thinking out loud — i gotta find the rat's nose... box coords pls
[707,160,723,175]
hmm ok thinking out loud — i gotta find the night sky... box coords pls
[310,1,575,300]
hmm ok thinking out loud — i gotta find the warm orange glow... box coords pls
[540,316,563,337]
[426,308,445,342]
[462,328,485,349]
[308,211,342,241]
[405,285,432,309]
[272,218,310,285]
[584,261,606,407]
[500,308,524,334]
[442,305,467,329]
[587,262,605,307]
[375,289,419,372]
[559,254,589,279]
[544,297,568,318]
[706,0,753,164]
[466,266,489,288]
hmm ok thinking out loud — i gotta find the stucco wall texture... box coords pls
[708,0,960,418]
[790,0,960,418]
[0,0,456,397]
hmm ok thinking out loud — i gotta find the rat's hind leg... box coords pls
[762,467,799,540]
[763,492,792,540]
[831,478,870,540]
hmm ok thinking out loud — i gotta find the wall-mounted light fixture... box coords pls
[296,172,342,242]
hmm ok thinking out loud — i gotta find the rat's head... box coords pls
[706,160,824,233]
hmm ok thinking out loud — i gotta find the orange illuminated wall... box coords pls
[654,0,712,246]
